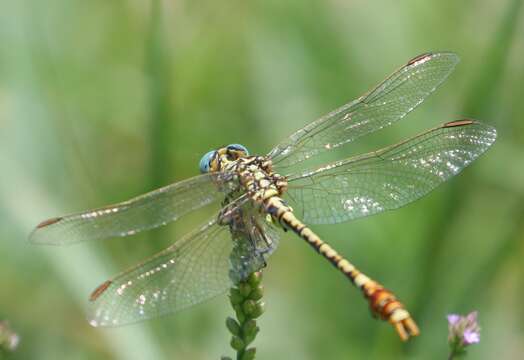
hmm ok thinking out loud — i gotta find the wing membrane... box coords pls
[285,120,496,225]
[89,214,279,326]
[269,52,460,170]
[228,206,280,283]
[30,172,233,245]
[88,219,231,326]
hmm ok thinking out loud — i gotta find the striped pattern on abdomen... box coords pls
[263,196,419,341]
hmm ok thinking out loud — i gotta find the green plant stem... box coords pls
[448,350,463,360]
[222,272,264,360]
[447,339,467,360]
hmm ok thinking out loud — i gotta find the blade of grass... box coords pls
[461,0,523,119]
[146,0,174,191]
[0,153,165,360]
[408,0,522,356]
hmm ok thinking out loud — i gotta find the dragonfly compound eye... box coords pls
[199,150,217,173]
[226,144,249,158]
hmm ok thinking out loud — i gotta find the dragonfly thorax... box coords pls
[216,155,288,232]
[233,156,288,204]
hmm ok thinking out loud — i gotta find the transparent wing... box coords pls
[88,214,279,327]
[228,207,280,283]
[269,52,460,170]
[29,172,235,245]
[285,120,496,225]
[88,219,231,327]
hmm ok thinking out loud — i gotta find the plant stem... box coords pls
[222,272,264,360]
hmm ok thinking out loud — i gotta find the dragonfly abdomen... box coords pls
[263,195,419,341]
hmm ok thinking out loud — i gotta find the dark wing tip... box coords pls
[36,217,63,229]
[406,51,459,66]
[89,280,112,302]
[443,119,475,128]
[406,52,434,66]
[442,119,498,145]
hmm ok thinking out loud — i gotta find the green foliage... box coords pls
[0,0,523,359]
[224,272,264,360]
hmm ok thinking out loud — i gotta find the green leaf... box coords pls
[226,317,241,336]
[239,283,252,297]
[242,319,257,337]
[250,302,265,319]
[242,300,257,316]
[249,286,264,301]
[241,348,257,360]
[230,288,243,305]
[243,327,259,346]
[248,272,262,287]
[230,336,245,351]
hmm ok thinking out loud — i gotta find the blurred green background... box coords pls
[1,0,523,359]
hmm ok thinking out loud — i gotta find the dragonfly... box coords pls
[30,52,496,341]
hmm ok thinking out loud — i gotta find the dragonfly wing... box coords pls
[88,212,279,326]
[89,219,231,326]
[30,172,234,245]
[285,120,496,225]
[228,210,280,283]
[269,52,460,171]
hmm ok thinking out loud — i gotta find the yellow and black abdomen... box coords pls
[263,195,419,341]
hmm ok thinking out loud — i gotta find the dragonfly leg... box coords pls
[265,196,419,340]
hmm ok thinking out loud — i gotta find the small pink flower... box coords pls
[447,314,461,326]
[447,311,481,356]
[0,321,19,352]
[463,330,480,345]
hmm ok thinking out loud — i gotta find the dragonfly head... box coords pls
[199,144,249,173]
